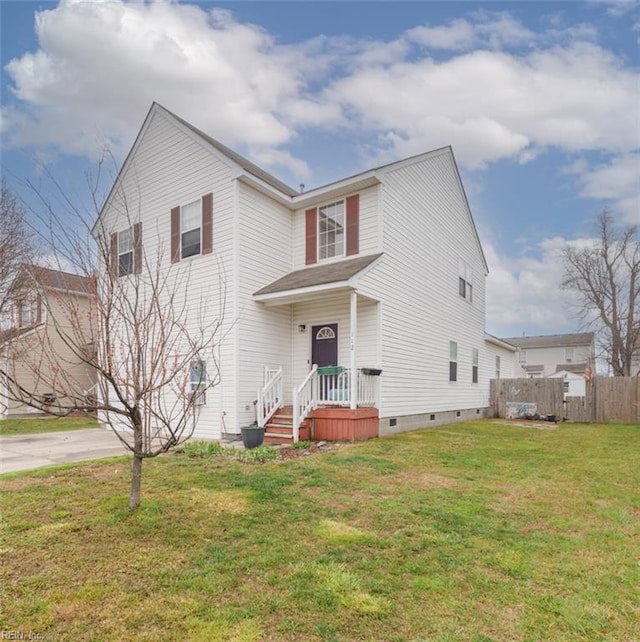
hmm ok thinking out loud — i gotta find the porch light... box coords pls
[298,324,306,333]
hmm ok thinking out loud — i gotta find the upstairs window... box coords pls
[305,194,359,265]
[171,193,213,263]
[472,348,479,384]
[565,347,574,362]
[519,350,527,363]
[118,227,133,276]
[180,200,201,259]
[458,260,473,302]
[449,341,458,382]
[495,355,501,379]
[110,223,141,278]
[18,297,41,327]
[319,200,345,260]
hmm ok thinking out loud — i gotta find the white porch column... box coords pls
[350,289,357,410]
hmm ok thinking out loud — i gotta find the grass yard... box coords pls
[0,415,99,436]
[1,420,638,641]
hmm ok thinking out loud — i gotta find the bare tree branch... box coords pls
[1,160,227,508]
[562,211,640,376]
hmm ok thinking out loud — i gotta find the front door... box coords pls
[312,324,338,367]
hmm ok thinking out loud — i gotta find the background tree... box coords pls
[0,178,33,317]
[562,211,639,376]
[0,166,226,508]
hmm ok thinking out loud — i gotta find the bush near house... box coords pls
[1,420,638,641]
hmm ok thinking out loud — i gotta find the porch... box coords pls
[257,366,381,444]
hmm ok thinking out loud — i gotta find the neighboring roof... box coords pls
[484,333,517,351]
[555,363,590,375]
[25,265,93,295]
[254,254,383,296]
[502,333,594,349]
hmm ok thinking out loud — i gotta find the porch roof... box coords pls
[253,253,383,305]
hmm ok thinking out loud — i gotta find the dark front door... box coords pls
[312,324,338,367]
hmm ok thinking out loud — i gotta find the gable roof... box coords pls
[254,253,383,297]
[10,264,93,298]
[501,333,594,350]
[97,103,489,274]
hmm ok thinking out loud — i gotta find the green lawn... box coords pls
[1,420,638,641]
[0,415,99,435]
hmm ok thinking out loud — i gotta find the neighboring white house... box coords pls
[500,333,595,379]
[549,370,587,397]
[97,102,515,441]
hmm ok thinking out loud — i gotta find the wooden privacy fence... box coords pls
[490,377,640,424]
[490,378,564,419]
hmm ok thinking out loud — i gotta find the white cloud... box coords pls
[3,0,311,171]
[577,154,640,223]
[2,2,638,180]
[484,236,584,337]
[326,41,639,169]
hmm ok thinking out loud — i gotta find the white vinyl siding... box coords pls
[358,149,489,417]
[100,108,237,440]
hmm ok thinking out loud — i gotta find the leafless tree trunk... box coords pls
[0,179,33,317]
[562,211,639,376]
[1,161,226,508]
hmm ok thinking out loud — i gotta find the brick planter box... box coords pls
[312,407,379,441]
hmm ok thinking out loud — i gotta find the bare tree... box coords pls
[0,179,33,316]
[1,165,226,508]
[562,211,639,376]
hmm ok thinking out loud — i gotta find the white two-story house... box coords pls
[97,102,515,442]
[501,332,595,396]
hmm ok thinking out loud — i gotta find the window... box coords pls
[171,193,213,264]
[565,347,574,362]
[18,298,40,326]
[118,227,133,277]
[449,341,458,382]
[519,350,527,363]
[495,355,501,379]
[458,260,473,302]
[563,380,570,393]
[190,360,207,405]
[181,200,201,259]
[111,223,141,277]
[318,200,345,260]
[472,348,479,384]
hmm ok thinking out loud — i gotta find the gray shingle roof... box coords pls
[254,253,383,296]
[501,333,594,349]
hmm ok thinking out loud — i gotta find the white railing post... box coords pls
[292,386,300,444]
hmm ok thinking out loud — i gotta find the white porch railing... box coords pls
[291,366,380,441]
[257,367,283,428]
[292,365,317,444]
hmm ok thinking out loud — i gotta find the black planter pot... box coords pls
[241,425,265,449]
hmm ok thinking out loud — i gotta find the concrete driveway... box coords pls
[0,428,129,474]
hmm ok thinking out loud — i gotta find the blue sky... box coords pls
[1,0,639,338]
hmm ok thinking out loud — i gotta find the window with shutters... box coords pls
[318,200,345,260]
[181,199,201,259]
[118,227,134,276]
[171,194,212,263]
